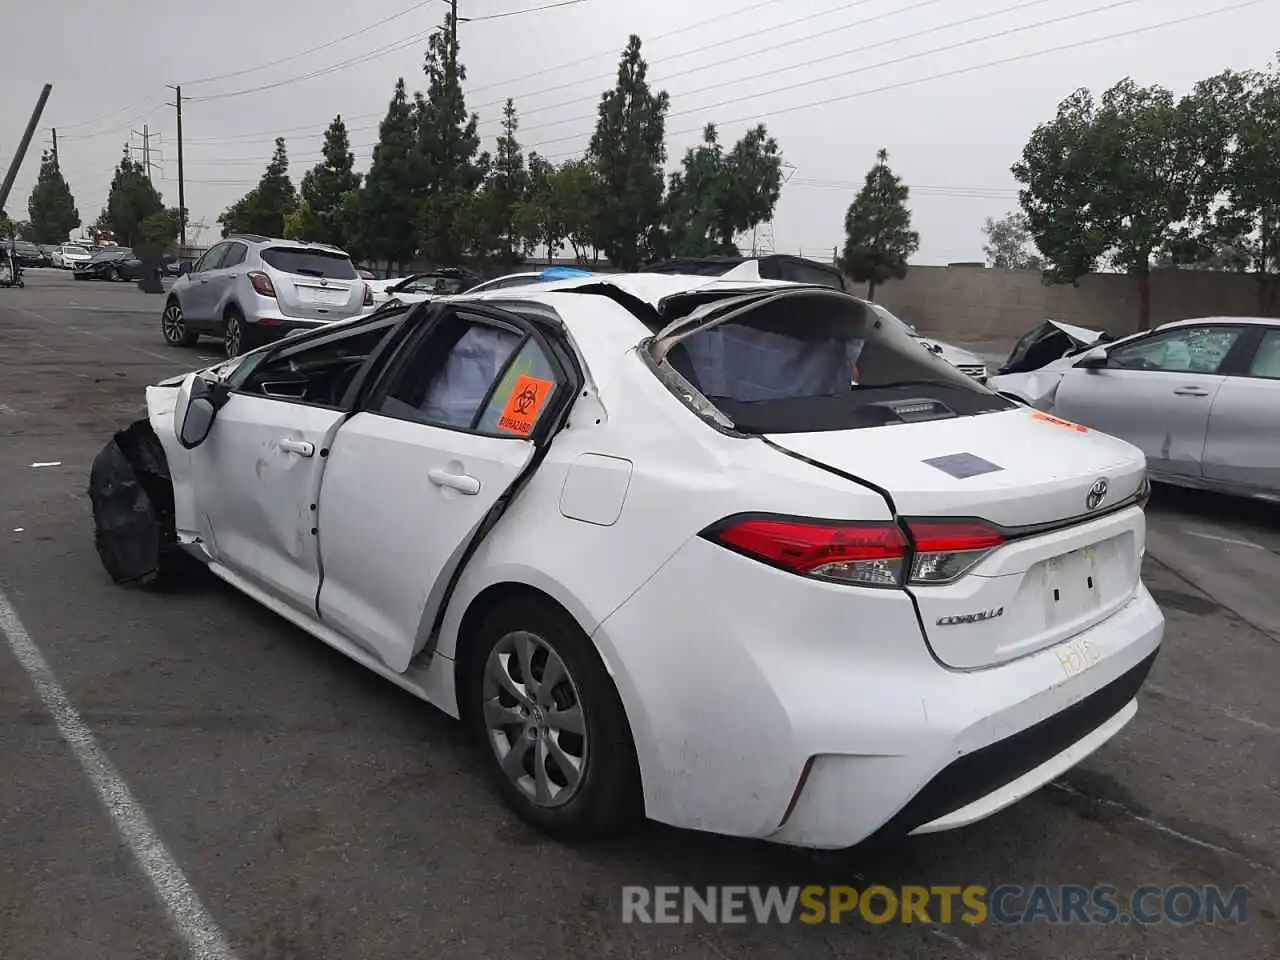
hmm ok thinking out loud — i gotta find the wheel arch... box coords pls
[452,580,591,720]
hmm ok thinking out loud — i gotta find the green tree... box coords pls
[1197,65,1280,308]
[839,148,919,298]
[553,159,603,263]
[588,35,670,269]
[134,207,184,259]
[514,152,563,259]
[665,123,783,256]
[362,79,420,272]
[981,211,1041,268]
[0,210,13,239]
[27,150,80,244]
[101,149,164,247]
[1014,79,1215,329]
[295,115,362,250]
[477,98,529,262]
[218,137,297,238]
[416,16,488,265]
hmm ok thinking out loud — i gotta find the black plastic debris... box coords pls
[87,418,175,585]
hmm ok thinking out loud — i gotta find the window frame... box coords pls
[226,311,411,410]
[219,242,248,269]
[1098,322,1254,376]
[194,242,229,273]
[359,303,576,442]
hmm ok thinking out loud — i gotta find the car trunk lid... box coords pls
[767,406,1148,669]
[262,246,362,321]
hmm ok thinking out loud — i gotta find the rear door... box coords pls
[1052,323,1249,481]
[262,246,362,322]
[315,305,577,672]
[1202,324,1280,495]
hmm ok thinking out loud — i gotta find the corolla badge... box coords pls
[937,606,1004,626]
[1086,478,1109,511]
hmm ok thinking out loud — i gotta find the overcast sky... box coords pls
[3,0,1276,262]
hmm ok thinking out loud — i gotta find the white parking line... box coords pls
[0,586,239,960]
[1182,529,1265,550]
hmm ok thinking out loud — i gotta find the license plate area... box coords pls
[1042,545,1104,625]
[299,286,347,305]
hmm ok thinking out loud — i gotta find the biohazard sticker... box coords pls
[1031,410,1088,433]
[497,374,555,435]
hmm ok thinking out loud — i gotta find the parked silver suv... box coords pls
[161,235,373,357]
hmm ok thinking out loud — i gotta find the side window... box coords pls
[197,243,229,273]
[378,313,562,435]
[1247,329,1280,379]
[1108,326,1242,374]
[220,242,247,269]
[236,321,397,406]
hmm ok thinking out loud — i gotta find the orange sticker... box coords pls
[1031,410,1088,433]
[497,374,555,436]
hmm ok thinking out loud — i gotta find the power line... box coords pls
[469,0,590,22]
[176,0,441,86]
[471,0,916,118]
[536,0,1273,161]
[185,0,590,103]
[54,94,164,134]
[178,0,793,140]
[519,0,1158,144]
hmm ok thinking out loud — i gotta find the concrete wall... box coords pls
[869,265,1279,341]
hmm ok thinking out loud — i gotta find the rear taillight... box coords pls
[363,282,373,306]
[702,515,1006,588]
[248,271,276,297]
[904,520,1004,585]
[703,517,908,588]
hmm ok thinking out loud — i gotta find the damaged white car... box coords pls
[88,275,1163,848]
[987,319,1112,405]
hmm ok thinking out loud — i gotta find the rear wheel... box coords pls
[161,299,199,347]
[106,266,120,282]
[465,596,642,840]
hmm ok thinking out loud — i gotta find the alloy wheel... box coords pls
[481,630,588,808]
[224,314,242,358]
[161,303,186,344]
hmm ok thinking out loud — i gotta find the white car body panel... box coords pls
[987,353,1080,405]
[138,275,1165,848]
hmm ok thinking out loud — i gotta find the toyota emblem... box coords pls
[1086,478,1109,511]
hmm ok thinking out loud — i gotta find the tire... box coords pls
[465,596,642,840]
[106,266,120,282]
[223,308,248,358]
[161,299,199,347]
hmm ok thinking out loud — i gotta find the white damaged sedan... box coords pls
[88,274,1164,848]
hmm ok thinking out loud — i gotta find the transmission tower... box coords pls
[735,162,796,255]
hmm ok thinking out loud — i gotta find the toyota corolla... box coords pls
[88,274,1163,848]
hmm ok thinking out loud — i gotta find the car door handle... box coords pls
[199,276,209,283]
[428,468,480,495]
[1172,386,1210,397]
[279,438,315,457]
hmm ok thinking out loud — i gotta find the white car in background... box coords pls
[372,269,482,308]
[53,243,93,270]
[90,273,1162,848]
[988,319,1112,405]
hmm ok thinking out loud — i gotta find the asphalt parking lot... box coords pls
[0,269,1276,960]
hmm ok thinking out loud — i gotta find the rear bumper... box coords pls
[593,535,1164,849]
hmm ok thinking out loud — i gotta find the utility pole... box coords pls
[449,0,458,82]
[0,83,53,212]
[51,127,58,166]
[167,84,186,250]
[143,124,150,180]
